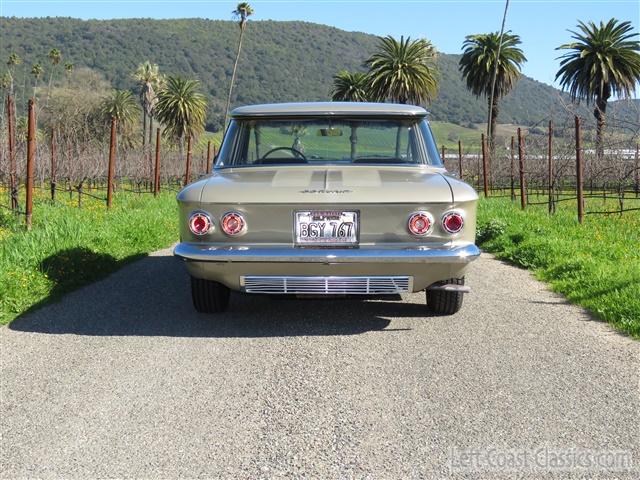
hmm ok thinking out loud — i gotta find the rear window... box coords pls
[216,118,442,168]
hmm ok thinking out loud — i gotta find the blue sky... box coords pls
[1,0,639,87]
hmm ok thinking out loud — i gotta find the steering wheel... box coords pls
[259,147,308,162]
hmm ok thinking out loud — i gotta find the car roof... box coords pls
[230,102,429,118]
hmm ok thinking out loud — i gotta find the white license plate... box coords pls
[295,210,358,245]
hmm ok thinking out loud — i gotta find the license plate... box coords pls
[295,210,358,245]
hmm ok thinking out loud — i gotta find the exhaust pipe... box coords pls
[427,284,471,293]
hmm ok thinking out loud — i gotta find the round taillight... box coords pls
[408,212,433,236]
[442,212,464,234]
[189,212,212,236]
[221,212,246,236]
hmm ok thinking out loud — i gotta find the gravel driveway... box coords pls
[1,250,638,479]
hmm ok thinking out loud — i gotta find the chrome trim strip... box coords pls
[241,275,412,295]
[174,243,480,264]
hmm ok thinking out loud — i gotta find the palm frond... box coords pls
[48,48,62,66]
[232,2,254,27]
[365,35,439,105]
[458,31,526,100]
[555,18,640,104]
[331,71,371,102]
[154,76,208,142]
[100,89,140,127]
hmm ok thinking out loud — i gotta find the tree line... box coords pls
[1,7,639,164]
[331,19,640,161]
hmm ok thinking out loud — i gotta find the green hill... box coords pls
[0,17,636,131]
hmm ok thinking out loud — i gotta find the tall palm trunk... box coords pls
[148,115,154,190]
[142,109,147,151]
[594,86,610,162]
[487,95,499,188]
[148,115,154,152]
[45,64,56,109]
[224,22,246,130]
[487,95,499,157]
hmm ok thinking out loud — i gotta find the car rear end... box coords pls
[174,102,480,314]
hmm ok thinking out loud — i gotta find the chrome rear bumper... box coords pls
[174,243,480,264]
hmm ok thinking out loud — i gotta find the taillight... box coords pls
[221,212,246,236]
[189,211,212,236]
[408,212,433,236]
[442,211,464,233]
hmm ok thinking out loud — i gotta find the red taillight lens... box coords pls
[408,212,433,236]
[221,212,246,236]
[189,212,212,236]
[442,212,464,233]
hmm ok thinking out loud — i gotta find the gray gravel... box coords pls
[1,250,638,479]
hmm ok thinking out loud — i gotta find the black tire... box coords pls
[190,276,230,313]
[426,277,464,315]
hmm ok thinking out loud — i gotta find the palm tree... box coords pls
[331,71,370,102]
[154,76,207,157]
[100,89,140,131]
[365,35,439,105]
[133,61,161,153]
[64,62,74,86]
[1,72,9,90]
[7,53,22,95]
[223,2,254,129]
[556,19,640,160]
[459,32,526,153]
[48,48,61,65]
[46,48,62,103]
[0,73,9,122]
[30,63,44,99]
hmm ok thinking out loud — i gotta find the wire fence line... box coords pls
[441,109,640,220]
[1,95,639,228]
[1,95,217,226]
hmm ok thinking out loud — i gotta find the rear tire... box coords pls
[190,276,230,313]
[426,277,464,315]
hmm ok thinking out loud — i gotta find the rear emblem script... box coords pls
[300,189,352,194]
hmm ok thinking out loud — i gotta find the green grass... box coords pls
[477,195,640,338]
[0,189,178,325]
[430,121,482,149]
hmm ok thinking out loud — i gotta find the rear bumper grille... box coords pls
[241,276,412,295]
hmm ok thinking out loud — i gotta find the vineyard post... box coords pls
[50,127,57,201]
[107,117,117,208]
[25,99,36,230]
[575,116,584,224]
[184,135,192,187]
[154,127,161,196]
[481,133,489,197]
[510,136,515,201]
[476,148,481,191]
[517,128,526,210]
[457,140,463,179]
[206,141,212,174]
[7,94,18,211]
[548,120,554,214]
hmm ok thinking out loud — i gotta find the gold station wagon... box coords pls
[175,102,480,315]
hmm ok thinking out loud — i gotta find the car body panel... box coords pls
[200,165,454,204]
[175,102,480,295]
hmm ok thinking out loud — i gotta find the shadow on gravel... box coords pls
[10,254,430,338]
